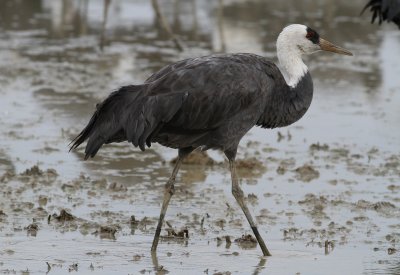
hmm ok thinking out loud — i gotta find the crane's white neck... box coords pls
[276,31,308,88]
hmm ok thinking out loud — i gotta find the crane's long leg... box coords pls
[151,148,191,252]
[228,159,272,256]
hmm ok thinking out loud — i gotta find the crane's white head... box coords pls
[277,24,352,88]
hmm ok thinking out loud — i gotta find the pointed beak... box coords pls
[319,38,353,56]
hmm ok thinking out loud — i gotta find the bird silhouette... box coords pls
[70,24,352,256]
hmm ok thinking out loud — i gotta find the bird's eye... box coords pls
[306,31,315,39]
[305,27,320,44]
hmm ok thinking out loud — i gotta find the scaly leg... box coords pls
[151,148,192,252]
[228,158,271,256]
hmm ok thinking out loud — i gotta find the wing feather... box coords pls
[71,54,279,157]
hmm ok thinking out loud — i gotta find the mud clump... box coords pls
[385,233,400,243]
[236,157,266,178]
[283,227,303,240]
[234,234,257,249]
[108,182,127,192]
[164,228,189,239]
[353,216,369,221]
[95,225,120,239]
[38,195,48,207]
[294,164,320,182]
[298,194,329,219]
[92,178,108,189]
[162,221,189,239]
[276,158,296,175]
[372,202,396,211]
[310,143,329,151]
[19,165,58,182]
[215,219,226,229]
[171,149,215,166]
[100,225,118,234]
[26,223,39,236]
[284,225,349,245]
[276,165,286,175]
[388,185,400,192]
[0,170,15,182]
[384,155,400,170]
[388,248,397,255]
[20,165,58,177]
[330,148,350,159]
[247,193,258,205]
[355,200,397,215]
[213,272,232,275]
[234,234,257,243]
[20,165,43,176]
[131,216,156,231]
[51,209,75,222]
[68,263,78,272]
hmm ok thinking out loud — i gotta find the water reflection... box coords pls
[151,0,183,51]
[252,256,267,275]
[0,0,43,30]
[0,0,383,88]
[99,0,111,50]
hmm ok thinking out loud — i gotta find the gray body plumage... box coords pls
[70,53,313,158]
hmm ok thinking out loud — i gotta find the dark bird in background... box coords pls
[70,24,352,256]
[362,0,400,28]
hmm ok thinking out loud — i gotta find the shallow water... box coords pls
[0,0,400,274]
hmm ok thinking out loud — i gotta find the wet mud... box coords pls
[1,0,400,274]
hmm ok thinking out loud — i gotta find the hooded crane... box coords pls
[362,0,400,28]
[70,24,353,256]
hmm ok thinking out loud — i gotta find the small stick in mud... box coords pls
[324,240,334,255]
[225,235,232,249]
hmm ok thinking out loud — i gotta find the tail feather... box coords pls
[70,85,187,159]
[362,0,400,28]
[70,85,144,159]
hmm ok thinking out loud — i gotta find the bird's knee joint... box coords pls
[165,180,175,195]
[232,186,243,199]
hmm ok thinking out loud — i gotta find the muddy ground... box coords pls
[0,0,400,274]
